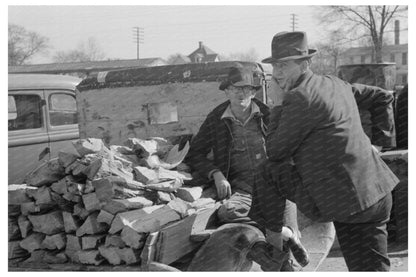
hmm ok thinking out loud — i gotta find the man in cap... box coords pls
[186,63,308,270]
[249,31,399,271]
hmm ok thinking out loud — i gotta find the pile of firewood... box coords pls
[8,137,216,267]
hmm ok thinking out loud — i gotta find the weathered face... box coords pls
[272,60,303,92]
[225,85,257,108]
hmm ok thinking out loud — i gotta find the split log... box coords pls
[24,158,66,187]
[84,180,95,194]
[98,246,122,265]
[8,217,21,241]
[58,151,80,168]
[26,186,53,205]
[50,191,74,212]
[120,226,146,249]
[133,166,157,183]
[82,234,106,250]
[76,250,105,265]
[97,210,114,226]
[92,177,145,202]
[18,215,32,238]
[63,191,82,203]
[28,210,64,235]
[109,205,181,234]
[102,196,153,215]
[140,231,159,265]
[67,182,86,195]
[76,212,108,237]
[8,184,37,204]
[72,138,105,157]
[8,205,21,217]
[176,186,203,202]
[43,251,68,264]
[105,235,126,248]
[157,191,174,203]
[66,234,82,251]
[50,176,72,194]
[19,232,45,252]
[8,240,29,260]
[65,249,80,263]
[41,233,66,250]
[72,203,89,220]
[82,193,101,212]
[116,247,141,265]
[62,211,82,233]
[145,179,182,193]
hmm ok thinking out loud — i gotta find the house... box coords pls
[339,20,408,85]
[8,58,168,78]
[188,41,220,63]
[169,54,192,65]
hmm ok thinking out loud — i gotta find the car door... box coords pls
[45,90,80,158]
[8,91,50,184]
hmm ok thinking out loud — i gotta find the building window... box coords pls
[402,52,408,65]
[350,57,354,64]
[361,55,366,63]
[390,53,395,63]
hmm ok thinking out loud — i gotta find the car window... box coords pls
[8,94,43,131]
[49,93,78,126]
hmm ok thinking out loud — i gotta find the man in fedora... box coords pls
[186,63,309,270]
[249,31,399,271]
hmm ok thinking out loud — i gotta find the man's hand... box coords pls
[270,77,286,106]
[213,171,232,200]
[266,228,283,251]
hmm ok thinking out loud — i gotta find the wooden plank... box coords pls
[155,205,219,265]
[28,210,65,235]
[109,205,180,234]
[76,212,108,237]
[41,233,66,250]
[102,196,153,215]
[24,158,66,187]
[19,232,46,252]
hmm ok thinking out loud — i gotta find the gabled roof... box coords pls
[8,58,168,74]
[188,44,217,57]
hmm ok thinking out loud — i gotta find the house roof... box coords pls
[8,58,168,74]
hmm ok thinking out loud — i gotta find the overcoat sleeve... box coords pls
[351,83,396,148]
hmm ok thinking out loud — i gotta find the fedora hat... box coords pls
[262,31,317,64]
[219,65,263,91]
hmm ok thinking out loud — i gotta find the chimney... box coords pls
[395,20,400,45]
[199,41,203,49]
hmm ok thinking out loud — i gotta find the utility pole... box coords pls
[132,27,144,59]
[290,14,298,32]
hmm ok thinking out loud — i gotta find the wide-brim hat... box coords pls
[219,65,263,91]
[262,31,317,64]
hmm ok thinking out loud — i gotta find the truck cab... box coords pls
[8,74,81,184]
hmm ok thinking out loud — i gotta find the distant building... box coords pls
[169,54,192,65]
[188,41,220,63]
[339,20,408,85]
[8,58,168,78]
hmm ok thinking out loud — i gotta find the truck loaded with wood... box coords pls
[8,61,407,271]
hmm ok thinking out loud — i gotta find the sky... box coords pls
[7,3,409,65]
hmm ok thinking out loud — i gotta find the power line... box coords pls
[132,27,144,60]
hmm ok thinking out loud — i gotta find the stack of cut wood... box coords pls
[8,137,216,268]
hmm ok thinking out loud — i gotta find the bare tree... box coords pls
[311,31,347,75]
[318,5,407,63]
[8,24,49,66]
[221,48,259,62]
[53,37,105,63]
